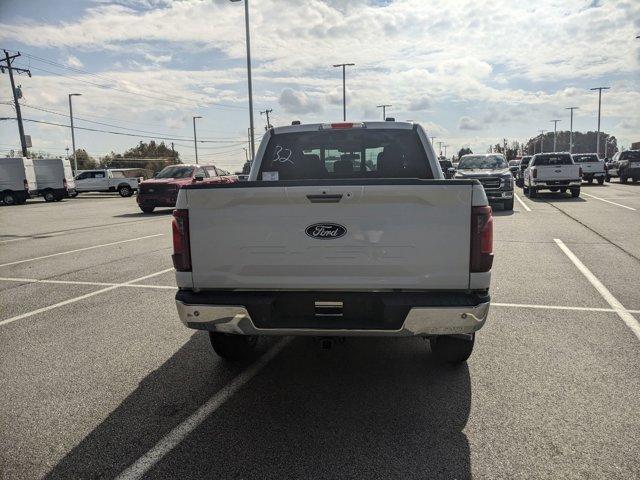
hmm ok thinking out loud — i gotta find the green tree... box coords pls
[99,141,180,174]
[458,147,472,158]
[524,131,617,157]
[73,149,97,170]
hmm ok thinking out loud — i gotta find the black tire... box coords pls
[503,198,514,211]
[597,177,605,185]
[571,187,580,198]
[139,206,155,213]
[68,191,78,198]
[587,178,593,184]
[620,175,628,184]
[2,191,17,205]
[529,187,538,198]
[43,190,56,202]
[209,332,259,361]
[523,184,529,195]
[605,175,610,183]
[430,334,475,364]
[118,185,133,197]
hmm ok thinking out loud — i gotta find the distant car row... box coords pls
[0,158,234,207]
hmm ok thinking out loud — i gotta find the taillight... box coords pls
[23,179,29,190]
[532,168,537,179]
[470,206,493,273]
[172,209,191,272]
[320,122,365,129]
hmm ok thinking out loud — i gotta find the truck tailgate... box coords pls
[581,162,605,174]
[536,165,580,180]
[185,181,475,291]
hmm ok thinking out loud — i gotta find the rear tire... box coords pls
[209,333,259,361]
[620,175,628,183]
[597,177,605,185]
[571,187,581,198]
[503,198,514,211]
[528,187,538,198]
[43,190,56,202]
[118,185,133,197]
[139,206,155,213]
[430,334,475,364]
[587,178,593,184]
[605,175,610,182]
[68,191,78,198]
[523,184,529,195]
[2,191,17,205]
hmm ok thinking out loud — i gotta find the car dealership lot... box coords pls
[1,188,639,479]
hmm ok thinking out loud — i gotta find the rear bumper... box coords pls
[136,193,177,207]
[175,290,490,336]
[581,172,605,179]
[533,180,581,188]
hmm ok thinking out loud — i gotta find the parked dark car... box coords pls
[508,159,520,177]
[438,159,455,178]
[515,155,532,187]
[606,150,640,183]
[455,153,514,210]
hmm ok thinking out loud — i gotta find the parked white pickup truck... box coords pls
[572,153,605,185]
[172,121,493,364]
[73,169,139,197]
[523,152,582,198]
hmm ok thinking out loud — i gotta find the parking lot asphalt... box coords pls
[1,185,639,479]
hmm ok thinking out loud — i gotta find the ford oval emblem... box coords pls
[305,223,346,240]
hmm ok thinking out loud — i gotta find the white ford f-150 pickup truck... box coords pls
[523,152,582,198]
[172,121,493,364]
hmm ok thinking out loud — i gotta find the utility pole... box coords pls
[1,50,31,157]
[333,63,355,121]
[550,119,561,152]
[539,130,546,153]
[193,116,202,164]
[590,87,610,158]
[376,104,392,120]
[443,144,449,157]
[437,141,444,157]
[171,142,176,161]
[68,93,82,173]
[565,107,578,153]
[243,147,249,162]
[260,108,272,130]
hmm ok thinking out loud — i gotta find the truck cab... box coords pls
[74,169,139,197]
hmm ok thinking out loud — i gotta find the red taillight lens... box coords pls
[172,209,191,271]
[23,179,29,190]
[470,206,493,273]
[532,168,537,179]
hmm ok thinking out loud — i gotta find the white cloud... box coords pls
[458,116,483,131]
[65,55,83,68]
[278,88,323,114]
[407,96,432,111]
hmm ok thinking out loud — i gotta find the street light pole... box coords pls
[550,119,561,152]
[539,130,546,153]
[231,0,255,160]
[68,93,82,174]
[565,107,578,154]
[376,104,392,120]
[590,86,610,158]
[333,63,355,121]
[193,116,202,164]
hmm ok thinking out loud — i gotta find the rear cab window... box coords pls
[531,154,573,166]
[572,154,600,163]
[620,151,640,161]
[258,127,433,181]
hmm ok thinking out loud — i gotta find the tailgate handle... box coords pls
[306,194,343,203]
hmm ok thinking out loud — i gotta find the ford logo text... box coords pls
[305,223,346,240]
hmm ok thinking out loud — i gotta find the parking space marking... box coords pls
[115,337,292,480]
[0,234,164,268]
[582,192,636,211]
[492,302,640,314]
[0,268,173,328]
[0,276,177,290]
[555,238,640,341]
[514,193,531,212]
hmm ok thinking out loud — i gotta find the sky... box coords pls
[1,0,639,171]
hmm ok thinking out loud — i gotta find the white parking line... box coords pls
[555,238,640,341]
[0,234,164,268]
[0,268,173,328]
[582,192,636,211]
[492,302,640,314]
[514,193,531,212]
[0,276,176,290]
[115,337,292,480]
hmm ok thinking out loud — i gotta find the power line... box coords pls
[0,116,247,147]
[17,53,246,111]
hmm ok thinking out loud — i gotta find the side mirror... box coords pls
[193,174,205,182]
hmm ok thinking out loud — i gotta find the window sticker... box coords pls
[262,171,279,181]
[273,145,293,165]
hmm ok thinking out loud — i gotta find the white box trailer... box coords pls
[0,157,38,205]
[33,158,76,202]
